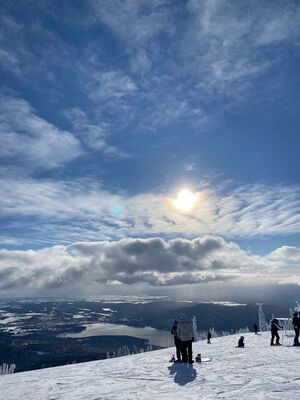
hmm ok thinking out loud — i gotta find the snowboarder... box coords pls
[292,312,300,346]
[207,330,212,344]
[253,323,258,335]
[171,320,182,362]
[177,314,194,364]
[237,336,245,348]
[270,318,282,346]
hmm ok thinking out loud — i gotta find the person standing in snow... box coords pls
[207,330,212,344]
[292,312,300,346]
[270,318,283,346]
[177,314,194,363]
[253,323,258,334]
[171,320,182,361]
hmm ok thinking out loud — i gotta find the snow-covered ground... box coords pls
[1,332,299,400]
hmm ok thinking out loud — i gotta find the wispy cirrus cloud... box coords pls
[85,0,300,130]
[0,91,129,172]
[0,94,83,169]
[183,0,278,98]
[83,69,139,128]
[2,1,299,137]
[1,177,300,246]
[0,48,21,75]
[64,107,127,157]
[255,5,300,46]
[89,0,175,73]
[0,236,21,246]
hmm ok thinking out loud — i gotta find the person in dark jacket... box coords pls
[270,318,282,346]
[171,320,182,362]
[253,323,258,334]
[207,330,212,344]
[292,312,300,346]
[237,336,245,348]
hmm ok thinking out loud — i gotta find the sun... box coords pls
[172,188,199,212]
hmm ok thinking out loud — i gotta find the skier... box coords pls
[177,314,194,364]
[207,330,212,344]
[292,311,300,346]
[171,320,182,362]
[270,318,283,346]
[237,336,245,348]
[253,323,258,334]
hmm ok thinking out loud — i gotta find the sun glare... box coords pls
[172,189,199,212]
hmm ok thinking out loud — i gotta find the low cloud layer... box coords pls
[0,236,298,298]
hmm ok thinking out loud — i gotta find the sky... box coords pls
[0,0,300,301]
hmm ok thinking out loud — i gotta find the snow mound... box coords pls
[1,332,300,399]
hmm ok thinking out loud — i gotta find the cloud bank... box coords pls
[0,235,298,298]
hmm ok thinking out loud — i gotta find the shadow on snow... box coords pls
[168,363,197,386]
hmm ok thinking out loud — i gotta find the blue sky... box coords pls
[0,0,299,298]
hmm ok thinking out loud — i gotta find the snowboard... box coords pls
[197,357,212,362]
[169,355,212,363]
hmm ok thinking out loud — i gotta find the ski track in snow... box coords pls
[0,332,300,399]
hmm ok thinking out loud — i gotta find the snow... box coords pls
[1,332,300,399]
[84,295,168,304]
[0,313,43,325]
[201,301,247,307]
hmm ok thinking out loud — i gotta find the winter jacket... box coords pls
[271,319,282,332]
[293,316,300,329]
[177,319,194,341]
[171,325,178,337]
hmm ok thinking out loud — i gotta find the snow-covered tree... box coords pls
[192,315,199,341]
[116,345,130,357]
[238,327,250,334]
[257,303,269,331]
[146,344,153,352]
[210,327,217,337]
[0,363,16,375]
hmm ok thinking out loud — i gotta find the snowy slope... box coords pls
[1,332,300,400]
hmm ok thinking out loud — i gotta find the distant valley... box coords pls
[0,297,292,373]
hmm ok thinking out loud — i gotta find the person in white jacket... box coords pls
[177,314,194,363]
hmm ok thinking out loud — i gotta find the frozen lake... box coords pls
[60,323,173,347]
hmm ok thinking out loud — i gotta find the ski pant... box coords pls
[271,330,280,345]
[294,327,299,345]
[174,337,182,360]
[181,340,193,362]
